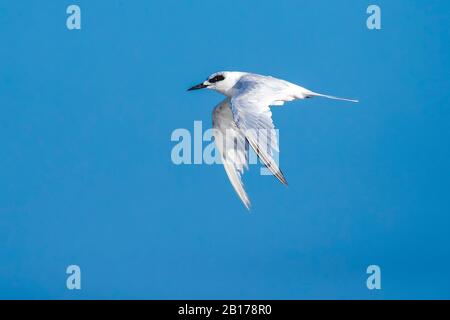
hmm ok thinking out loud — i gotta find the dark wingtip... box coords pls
[278,170,288,186]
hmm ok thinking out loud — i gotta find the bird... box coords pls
[188,71,358,210]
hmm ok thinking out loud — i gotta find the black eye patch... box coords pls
[208,75,225,83]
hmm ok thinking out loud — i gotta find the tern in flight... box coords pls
[188,71,358,209]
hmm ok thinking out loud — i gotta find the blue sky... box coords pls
[0,1,449,299]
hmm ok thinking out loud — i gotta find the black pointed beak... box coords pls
[188,83,208,91]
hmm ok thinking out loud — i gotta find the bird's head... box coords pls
[188,71,246,96]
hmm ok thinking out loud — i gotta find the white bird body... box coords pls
[188,71,358,210]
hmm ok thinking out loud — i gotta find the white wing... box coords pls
[213,98,251,209]
[230,74,296,185]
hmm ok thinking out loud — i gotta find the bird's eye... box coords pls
[208,75,225,83]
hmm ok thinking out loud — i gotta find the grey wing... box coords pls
[213,98,251,209]
[230,75,292,185]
